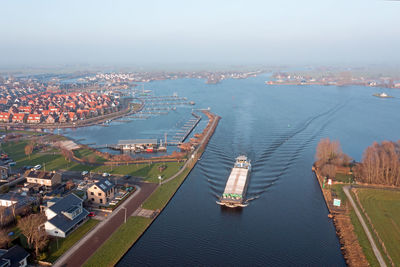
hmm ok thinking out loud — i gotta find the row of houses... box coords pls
[0,91,121,124]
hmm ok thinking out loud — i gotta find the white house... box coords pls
[44,194,89,238]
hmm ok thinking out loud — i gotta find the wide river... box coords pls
[64,74,400,266]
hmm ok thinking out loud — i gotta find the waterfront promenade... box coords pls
[54,182,157,267]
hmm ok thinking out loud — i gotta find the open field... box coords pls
[142,166,191,210]
[1,138,183,181]
[356,188,400,265]
[335,173,354,183]
[73,148,107,164]
[332,185,380,267]
[46,219,100,263]
[83,216,152,267]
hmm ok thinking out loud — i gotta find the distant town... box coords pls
[267,70,400,88]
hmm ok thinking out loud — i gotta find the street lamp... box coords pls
[122,207,127,224]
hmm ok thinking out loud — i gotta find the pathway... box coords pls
[343,185,387,267]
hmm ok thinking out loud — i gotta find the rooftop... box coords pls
[25,170,58,180]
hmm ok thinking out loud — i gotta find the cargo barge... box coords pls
[217,155,251,208]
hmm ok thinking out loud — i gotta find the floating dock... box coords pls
[217,155,251,208]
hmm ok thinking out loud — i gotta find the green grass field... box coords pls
[142,166,190,210]
[330,185,381,266]
[73,148,107,163]
[1,139,183,182]
[83,216,152,267]
[357,188,400,265]
[335,173,354,183]
[46,219,100,263]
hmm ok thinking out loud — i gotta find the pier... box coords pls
[169,112,201,145]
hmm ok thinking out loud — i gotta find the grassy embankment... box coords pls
[356,188,400,265]
[83,217,152,267]
[1,138,183,182]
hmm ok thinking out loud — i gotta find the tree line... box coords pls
[353,141,400,186]
[316,138,400,187]
[315,138,351,178]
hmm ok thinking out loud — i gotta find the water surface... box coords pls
[65,75,400,266]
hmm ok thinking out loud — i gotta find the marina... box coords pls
[169,112,201,145]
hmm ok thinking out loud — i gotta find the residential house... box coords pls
[68,112,77,122]
[45,115,56,124]
[18,106,31,114]
[11,113,26,123]
[26,114,42,124]
[59,114,68,123]
[25,170,61,188]
[43,194,89,238]
[0,245,29,267]
[0,192,37,208]
[0,113,12,123]
[87,179,115,205]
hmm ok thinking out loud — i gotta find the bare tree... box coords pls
[321,164,337,179]
[61,148,73,162]
[357,140,400,186]
[0,229,10,248]
[24,143,34,159]
[315,138,344,167]
[18,213,48,257]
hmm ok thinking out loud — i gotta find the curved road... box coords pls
[343,185,387,267]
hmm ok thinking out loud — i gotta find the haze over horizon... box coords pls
[1,0,400,67]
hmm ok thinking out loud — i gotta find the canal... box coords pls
[64,74,400,266]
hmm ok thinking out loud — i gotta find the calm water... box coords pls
[65,75,400,266]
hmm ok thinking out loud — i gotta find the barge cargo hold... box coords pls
[217,155,251,208]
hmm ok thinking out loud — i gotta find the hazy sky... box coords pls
[1,0,399,66]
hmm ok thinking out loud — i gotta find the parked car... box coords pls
[123,175,131,180]
[8,161,16,166]
[102,172,110,177]
[34,165,41,170]
[23,166,32,170]
[88,212,96,217]
[81,171,89,176]
[109,200,118,205]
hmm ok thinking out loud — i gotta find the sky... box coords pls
[1,0,400,67]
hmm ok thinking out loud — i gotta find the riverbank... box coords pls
[312,166,369,266]
[83,112,220,267]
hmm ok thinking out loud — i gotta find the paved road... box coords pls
[343,185,387,267]
[54,182,157,267]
